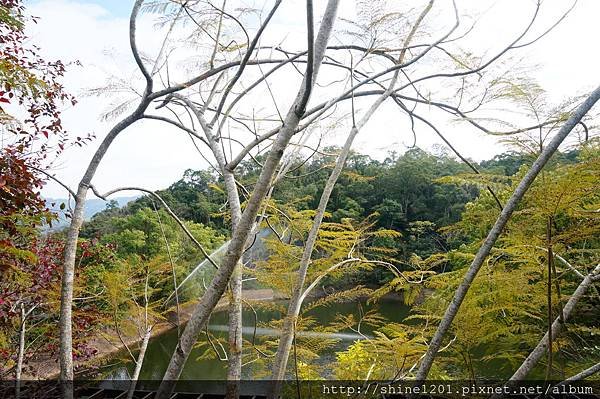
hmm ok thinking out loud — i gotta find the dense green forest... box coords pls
[7,143,596,384]
[56,144,597,382]
[82,146,579,267]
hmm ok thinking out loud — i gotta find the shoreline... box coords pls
[24,288,416,380]
[24,288,281,380]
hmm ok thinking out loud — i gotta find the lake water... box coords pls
[101,298,410,381]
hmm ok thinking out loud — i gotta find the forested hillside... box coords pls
[61,143,598,384]
[82,147,579,265]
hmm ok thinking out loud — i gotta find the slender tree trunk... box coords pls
[224,172,243,399]
[560,362,600,383]
[226,263,243,398]
[58,185,86,389]
[414,84,600,383]
[267,115,386,397]
[58,3,151,394]
[59,111,149,399]
[268,3,434,393]
[268,123,359,384]
[172,94,246,398]
[128,259,153,399]
[15,305,26,399]
[127,326,152,399]
[545,216,554,380]
[155,2,340,397]
[489,264,600,399]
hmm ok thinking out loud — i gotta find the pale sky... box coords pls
[20,0,600,198]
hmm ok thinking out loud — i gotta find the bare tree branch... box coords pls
[89,185,220,270]
[414,84,600,383]
[494,263,600,396]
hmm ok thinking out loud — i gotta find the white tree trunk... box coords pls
[172,92,246,399]
[127,326,152,399]
[561,362,600,383]
[224,172,244,399]
[15,306,26,399]
[505,264,600,383]
[155,2,340,397]
[268,2,434,393]
[226,263,243,398]
[58,2,151,394]
[414,84,600,382]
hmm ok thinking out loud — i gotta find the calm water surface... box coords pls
[102,298,410,381]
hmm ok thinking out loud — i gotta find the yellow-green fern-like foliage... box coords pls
[335,325,428,380]
[331,141,600,381]
[251,200,400,299]
[420,140,600,380]
[368,252,441,306]
[242,200,403,378]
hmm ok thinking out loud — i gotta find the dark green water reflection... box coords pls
[102,298,410,380]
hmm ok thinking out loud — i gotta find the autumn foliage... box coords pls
[0,0,79,269]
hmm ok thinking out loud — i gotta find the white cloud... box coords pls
[28,0,204,198]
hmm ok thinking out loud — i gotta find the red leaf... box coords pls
[0,98,9,103]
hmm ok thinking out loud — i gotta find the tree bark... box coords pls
[226,263,243,398]
[488,264,600,399]
[505,264,600,383]
[58,5,153,395]
[268,3,434,394]
[560,362,600,383]
[545,216,554,379]
[15,305,26,399]
[170,94,246,399]
[414,84,600,383]
[59,110,149,397]
[155,2,340,397]
[224,172,243,399]
[127,326,152,399]
[57,96,152,398]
